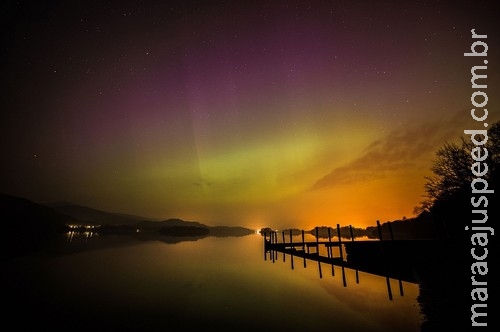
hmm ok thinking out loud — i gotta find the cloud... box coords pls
[311,111,471,190]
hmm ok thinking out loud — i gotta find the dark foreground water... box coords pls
[3,233,423,331]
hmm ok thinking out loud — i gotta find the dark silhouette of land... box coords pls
[158,225,210,236]
[48,202,163,225]
[1,194,255,260]
[1,194,70,260]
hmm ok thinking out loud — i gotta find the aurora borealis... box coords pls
[1,1,499,230]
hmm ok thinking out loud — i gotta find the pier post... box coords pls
[289,229,294,270]
[376,221,394,300]
[307,229,311,254]
[315,227,319,249]
[386,277,393,300]
[301,230,306,268]
[337,224,346,287]
[376,220,383,242]
[282,231,286,262]
[264,231,267,261]
[349,225,359,283]
[327,227,332,258]
[337,224,344,260]
[271,231,278,263]
[327,227,334,276]
[387,222,403,296]
[315,227,322,278]
[274,232,279,260]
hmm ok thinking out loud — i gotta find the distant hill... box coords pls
[209,226,255,237]
[1,194,70,231]
[158,225,210,237]
[1,194,256,259]
[101,221,255,238]
[48,203,159,225]
[1,193,70,259]
[136,218,208,230]
[48,204,255,237]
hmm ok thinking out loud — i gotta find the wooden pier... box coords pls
[264,226,346,265]
[262,223,444,299]
[266,241,345,264]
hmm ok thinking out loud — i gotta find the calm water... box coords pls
[4,233,423,331]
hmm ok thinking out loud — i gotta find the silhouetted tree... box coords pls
[415,120,499,239]
[424,139,472,201]
[416,121,499,207]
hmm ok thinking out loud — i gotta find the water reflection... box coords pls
[66,230,99,242]
[262,230,468,331]
[264,241,410,301]
[3,234,431,331]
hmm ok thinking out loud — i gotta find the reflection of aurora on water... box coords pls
[3,235,425,331]
[262,231,466,331]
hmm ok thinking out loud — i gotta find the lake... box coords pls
[4,232,424,331]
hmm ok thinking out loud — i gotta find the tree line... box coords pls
[261,120,499,241]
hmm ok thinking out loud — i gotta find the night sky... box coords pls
[1,0,499,229]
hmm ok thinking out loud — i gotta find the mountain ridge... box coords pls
[47,203,161,225]
[1,193,255,235]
